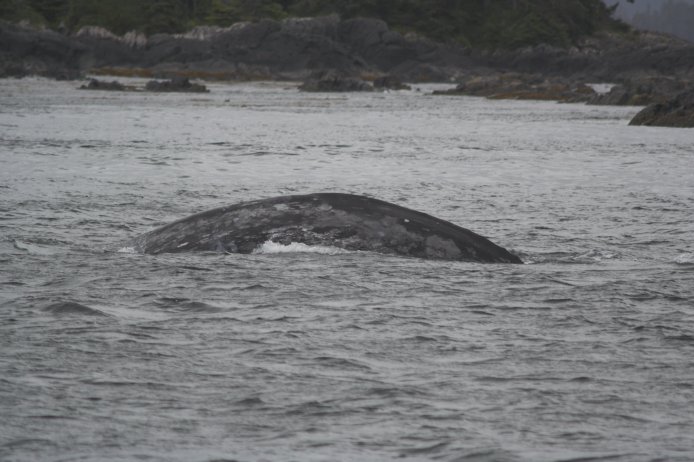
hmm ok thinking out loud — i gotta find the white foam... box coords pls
[577,249,617,262]
[253,240,347,255]
[13,240,56,255]
[673,253,694,264]
[586,83,616,94]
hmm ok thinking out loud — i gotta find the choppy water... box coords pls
[1,77,693,462]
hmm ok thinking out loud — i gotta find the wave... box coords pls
[42,301,108,317]
[522,248,619,265]
[673,253,694,265]
[13,240,58,255]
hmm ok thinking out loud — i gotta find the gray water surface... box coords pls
[1,78,693,462]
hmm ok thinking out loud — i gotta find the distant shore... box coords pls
[2,17,693,82]
[2,16,694,113]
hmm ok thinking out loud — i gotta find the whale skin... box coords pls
[131,193,522,263]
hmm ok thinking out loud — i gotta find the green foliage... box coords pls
[146,0,187,34]
[29,0,67,24]
[206,0,238,25]
[65,0,147,34]
[206,0,286,25]
[286,0,627,47]
[0,0,629,49]
[0,0,45,25]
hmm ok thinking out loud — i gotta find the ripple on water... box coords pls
[1,79,693,462]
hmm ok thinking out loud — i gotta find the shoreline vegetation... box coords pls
[1,0,628,49]
[2,0,694,126]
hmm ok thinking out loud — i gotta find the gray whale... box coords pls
[132,193,522,263]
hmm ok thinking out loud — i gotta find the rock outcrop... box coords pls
[78,76,208,92]
[0,22,85,79]
[299,70,373,92]
[372,75,411,91]
[144,77,208,92]
[3,17,694,90]
[588,77,692,106]
[79,78,129,91]
[2,16,475,81]
[432,73,597,103]
[629,90,694,127]
[480,31,694,82]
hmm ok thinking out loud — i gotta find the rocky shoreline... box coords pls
[1,16,471,82]
[431,73,694,107]
[79,77,209,93]
[629,90,694,127]
[2,16,694,125]
[4,16,694,83]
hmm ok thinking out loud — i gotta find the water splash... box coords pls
[253,240,348,255]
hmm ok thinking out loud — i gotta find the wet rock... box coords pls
[0,22,86,79]
[589,84,646,105]
[1,17,472,82]
[480,31,694,82]
[372,75,411,91]
[4,18,694,86]
[629,90,694,127]
[144,77,208,93]
[79,78,128,91]
[588,77,691,106]
[433,73,596,103]
[299,71,373,92]
[436,73,694,107]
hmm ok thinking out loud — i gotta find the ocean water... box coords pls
[1,78,693,462]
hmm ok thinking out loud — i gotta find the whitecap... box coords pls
[253,240,348,255]
[673,253,694,265]
[577,249,617,262]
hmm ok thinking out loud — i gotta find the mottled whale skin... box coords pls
[132,193,522,263]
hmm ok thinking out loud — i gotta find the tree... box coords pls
[1,0,633,47]
[65,0,147,34]
[29,0,68,25]
[206,0,240,25]
[146,0,186,33]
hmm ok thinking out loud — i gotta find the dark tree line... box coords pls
[0,0,628,48]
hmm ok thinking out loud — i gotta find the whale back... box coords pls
[132,193,522,263]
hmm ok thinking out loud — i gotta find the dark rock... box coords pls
[299,71,373,92]
[589,84,641,105]
[372,75,411,91]
[79,78,128,91]
[338,18,414,70]
[433,73,596,103]
[1,17,472,82]
[629,90,694,127]
[0,22,86,78]
[3,18,694,86]
[480,31,694,82]
[144,77,208,92]
[588,77,691,106]
[389,62,455,83]
[45,68,83,80]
